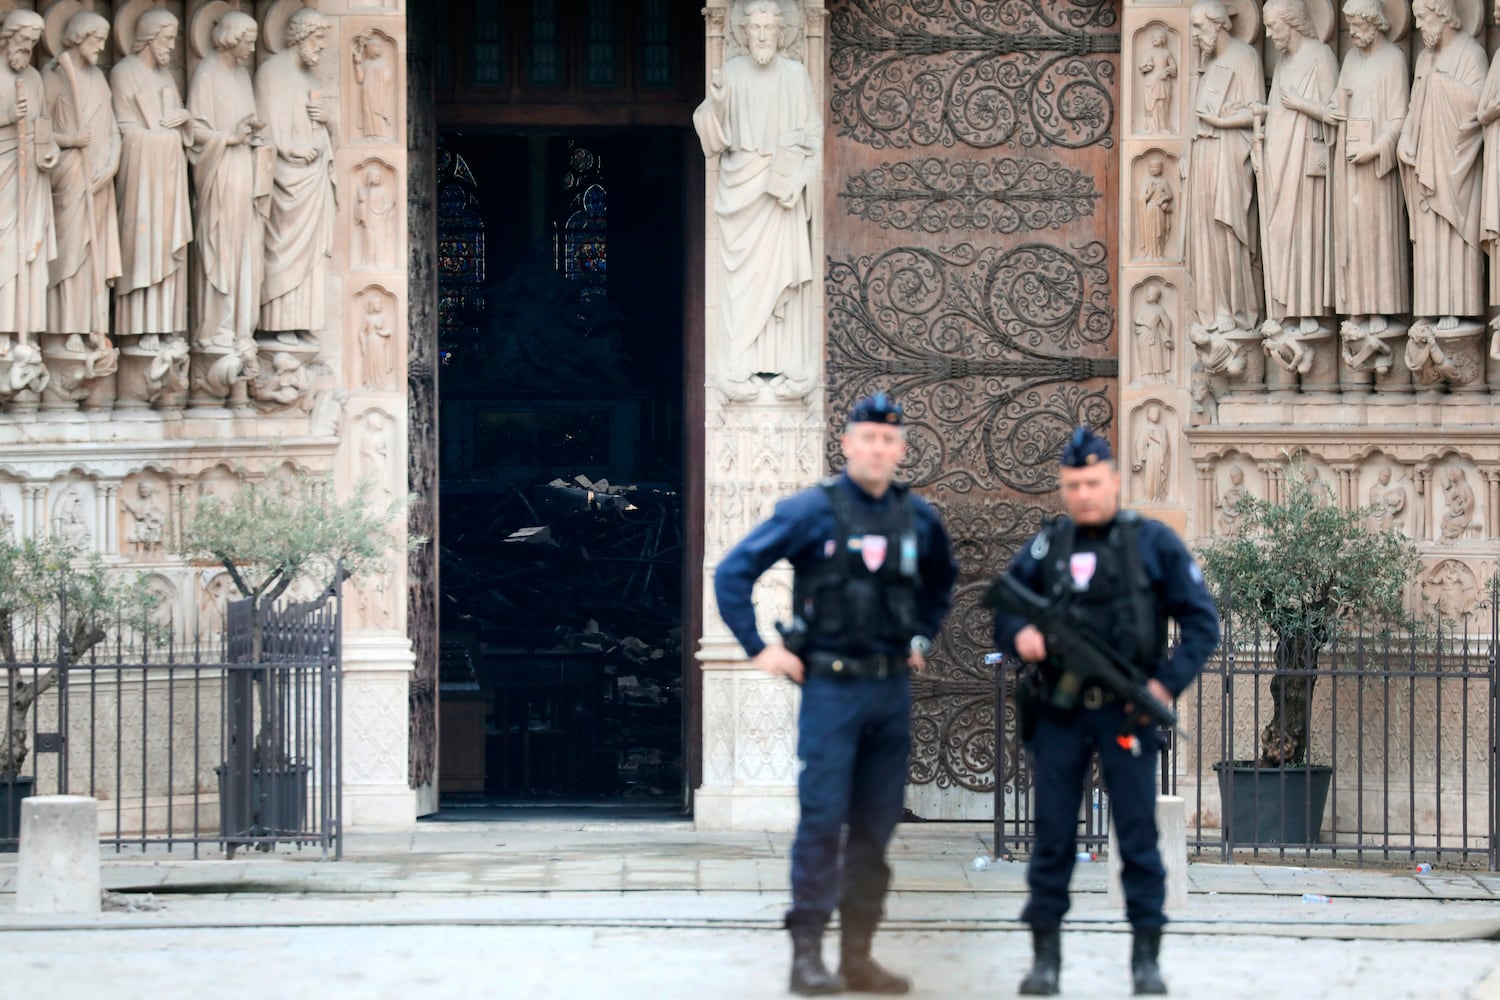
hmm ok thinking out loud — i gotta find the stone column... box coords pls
[340,634,416,827]
[694,0,827,832]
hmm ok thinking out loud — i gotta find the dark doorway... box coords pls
[435,131,688,809]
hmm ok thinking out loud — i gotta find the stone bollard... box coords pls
[1107,795,1188,914]
[16,795,100,915]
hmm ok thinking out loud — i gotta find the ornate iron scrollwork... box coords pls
[829,0,1120,150]
[841,157,1101,234]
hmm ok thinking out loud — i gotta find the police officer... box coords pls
[715,393,957,997]
[991,427,1219,996]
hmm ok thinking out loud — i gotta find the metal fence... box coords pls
[0,588,343,859]
[993,585,1500,870]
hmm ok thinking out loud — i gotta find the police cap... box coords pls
[1060,425,1112,467]
[848,392,904,426]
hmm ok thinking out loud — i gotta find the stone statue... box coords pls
[1132,403,1171,503]
[1254,0,1336,334]
[1139,28,1177,133]
[7,339,47,397]
[256,8,337,340]
[1328,0,1410,332]
[692,0,822,401]
[1136,158,1173,259]
[52,487,89,552]
[359,410,394,508]
[0,11,59,344]
[1261,318,1316,375]
[308,387,348,437]
[359,293,394,390]
[252,350,311,410]
[1339,318,1394,373]
[1189,360,1218,424]
[1439,467,1476,539]
[1189,321,1247,377]
[1133,284,1174,380]
[1404,322,1461,381]
[352,32,394,140]
[1367,466,1407,532]
[122,479,167,555]
[142,334,189,404]
[187,11,264,350]
[1428,560,1477,617]
[1477,0,1500,305]
[1185,0,1264,334]
[42,12,120,338]
[110,7,192,340]
[1398,0,1487,329]
[1217,464,1248,534]
[354,163,396,268]
[197,571,236,637]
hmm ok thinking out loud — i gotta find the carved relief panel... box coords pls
[1132,21,1179,136]
[826,0,1119,813]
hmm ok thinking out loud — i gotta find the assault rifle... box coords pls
[983,574,1186,753]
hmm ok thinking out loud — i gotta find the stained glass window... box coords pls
[530,0,561,87]
[558,143,607,301]
[640,0,675,89]
[471,0,506,87]
[584,0,618,88]
[437,143,486,364]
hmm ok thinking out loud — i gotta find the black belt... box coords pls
[805,651,908,680]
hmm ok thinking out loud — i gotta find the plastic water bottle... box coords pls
[1076,851,1096,863]
[972,855,990,871]
[1415,863,1432,874]
[1301,893,1331,904]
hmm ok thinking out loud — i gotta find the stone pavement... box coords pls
[1,818,1499,998]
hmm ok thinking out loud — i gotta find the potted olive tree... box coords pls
[1,534,155,844]
[1198,463,1419,845]
[179,467,396,845]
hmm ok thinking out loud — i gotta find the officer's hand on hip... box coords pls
[1015,625,1047,662]
[1126,678,1174,725]
[753,644,805,684]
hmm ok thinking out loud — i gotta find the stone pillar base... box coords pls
[341,633,417,831]
[694,784,799,832]
[1107,794,1189,914]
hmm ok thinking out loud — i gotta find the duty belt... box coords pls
[805,651,908,680]
[1080,686,1118,710]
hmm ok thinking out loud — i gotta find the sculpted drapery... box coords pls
[0,12,57,340]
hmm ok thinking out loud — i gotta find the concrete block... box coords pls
[16,795,100,915]
[1107,795,1189,914]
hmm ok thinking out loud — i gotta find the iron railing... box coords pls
[0,585,343,859]
[993,582,1500,870]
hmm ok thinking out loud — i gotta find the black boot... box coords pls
[838,919,911,994]
[1018,927,1061,996]
[789,929,845,996]
[1131,930,1168,995]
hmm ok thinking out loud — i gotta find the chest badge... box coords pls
[1069,552,1097,591]
[857,534,888,572]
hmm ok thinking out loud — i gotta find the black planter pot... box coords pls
[0,775,36,851]
[215,763,309,845]
[1214,761,1333,846]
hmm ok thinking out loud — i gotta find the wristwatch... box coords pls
[909,636,933,657]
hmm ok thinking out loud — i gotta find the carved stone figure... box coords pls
[352,32,394,140]
[52,486,89,552]
[1217,464,1248,534]
[1185,0,1264,334]
[1139,28,1177,133]
[1427,559,1478,617]
[1329,0,1410,331]
[197,571,236,637]
[1189,360,1218,424]
[308,387,348,437]
[1262,318,1316,375]
[1367,466,1408,532]
[359,410,394,508]
[1339,318,1394,373]
[354,163,396,268]
[1136,158,1173,259]
[1132,403,1171,503]
[7,340,47,398]
[256,9,337,339]
[252,350,310,410]
[123,479,167,555]
[1477,0,1500,304]
[0,504,13,541]
[1404,322,1461,381]
[0,11,59,343]
[1133,284,1174,381]
[359,293,394,390]
[692,0,822,401]
[1189,322,1247,376]
[110,7,191,341]
[42,12,120,340]
[1439,467,1477,539]
[1254,0,1336,333]
[1398,0,1487,328]
[187,11,264,350]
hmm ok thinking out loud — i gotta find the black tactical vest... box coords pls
[1035,511,1167,670]
[793,479,922,656]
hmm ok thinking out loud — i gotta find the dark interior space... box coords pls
[435,131,687,808]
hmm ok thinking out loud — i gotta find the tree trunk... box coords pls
[1259,633,1319,767]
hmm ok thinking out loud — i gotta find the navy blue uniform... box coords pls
[716,471,957,933]
[993,514,1219,932]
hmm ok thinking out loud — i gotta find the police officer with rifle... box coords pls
[988,427,1219,996]
[715,393,957,996]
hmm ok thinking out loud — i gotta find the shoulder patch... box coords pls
[1188,560,1204,585]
